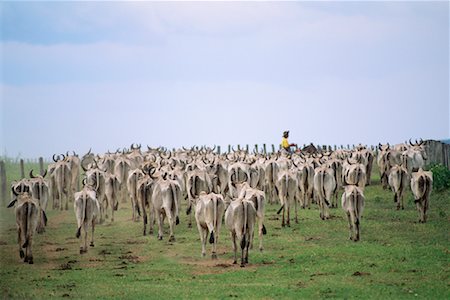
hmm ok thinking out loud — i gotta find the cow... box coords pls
[377,144,401,189]
[224,198,257,267]
[402,139,427,174]
[127,168,145,222]
[186,169,213,228]
[343,159,367,189]
[341,185,365,241]
[194,192,225,259]
[325,158,343,208]
[410,168,433,223]
[264,155,279,204]
[313,166,336,220]
[8,186,39,264]
[297,159,315,209]
[84,164,106,223]
[74,183,100,254]
[51,154,72,210]
[137,171,157,236]
[228,160,250,199]
[151,176,181,241]
[236,182,267,251]
[104,173,120,222]
[29,170,49,233]
[114,156,132,203]
[388,165,409,210]
[65,151,81,197]
[275,169,299,227]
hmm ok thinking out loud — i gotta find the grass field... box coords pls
[0,161,449,299]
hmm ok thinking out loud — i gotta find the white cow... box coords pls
[194,192,225,259]
[225,198,257,267]
[74,186,100,254]
[151,178,180,241]
[388,165,409,210]
[341,185,365,241]
[8,187,39,264]
[313,166,336,220]
[410,168,433,223]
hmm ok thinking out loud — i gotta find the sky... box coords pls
[1,1,449,159]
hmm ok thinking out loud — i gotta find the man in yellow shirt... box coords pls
[281,130,297,153]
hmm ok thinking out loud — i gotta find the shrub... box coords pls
[428,163,450,191]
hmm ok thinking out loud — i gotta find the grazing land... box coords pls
[0,161,448,299]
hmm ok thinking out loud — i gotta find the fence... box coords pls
[424,140,450,169]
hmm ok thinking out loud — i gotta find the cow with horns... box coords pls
[402,139,427,174]
[410,168,433,223]
[50,154,72,210]
[74,179,100,254]
[8,184,40,264]
[29,170,49,233]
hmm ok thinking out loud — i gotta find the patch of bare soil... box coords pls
[125,239,146,245]
[99,249,112,255]
[118,254,140,264]
[305,236,321,241]
[352,271,371,276]
[56,263,73,270]
[310,272,335,277]
[0,240,8,245]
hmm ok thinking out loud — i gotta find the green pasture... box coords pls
[0,160,448,299]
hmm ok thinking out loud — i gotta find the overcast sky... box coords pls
[1,1,449,159]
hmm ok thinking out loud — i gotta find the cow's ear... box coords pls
[7,199,17,208]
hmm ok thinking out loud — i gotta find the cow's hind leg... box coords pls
[90,218,95,247]
[26,236,34,264]
[156,212,164,240]
[286,203,291,227]
[82,222,89,253]
[231,232,237,264]
[18,228,25,259]
[258,218,264,252]
[354,213,360,242]
[346,212,353,240]
[197,223,207,257]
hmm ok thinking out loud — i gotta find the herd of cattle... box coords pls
[7,140,433,266]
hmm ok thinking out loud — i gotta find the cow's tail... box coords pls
[209,196,217,244]
[259,194,267,235]
[171,183,180,225]
[277,203,285,215]
[22,202,30,248]
[240,201,248,250]
[113,178,119,211]
[321,171,329,206]
[352,188,360,225]
[416,174,431,203]
[304,167,309,191]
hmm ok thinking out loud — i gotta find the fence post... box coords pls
[254,144,258,153]
[271,144,275,153]
[0,161,6,204]
[228,145,231,153]
[20,159,25,179]
[217,146,221,154]
[246,144,249,153]
[39,157,44,176]
[237,145,241,151]
[263,144,267,154]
